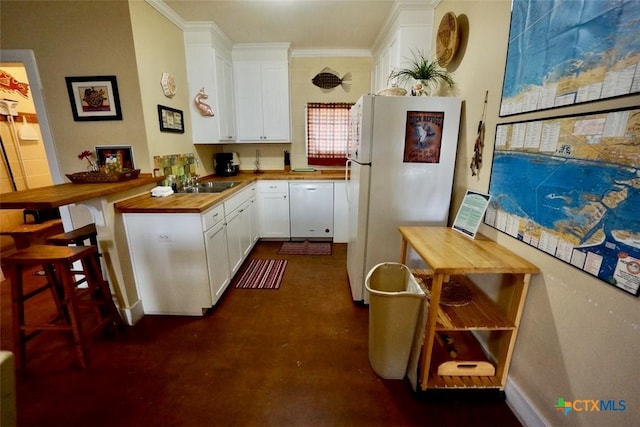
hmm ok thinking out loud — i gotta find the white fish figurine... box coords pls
[194,87,215,117]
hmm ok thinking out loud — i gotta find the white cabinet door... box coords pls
[205,220,231,305]
[215,53,236,141]
[333,181,348,243]
[234,60,290,142]
[124,213,212,315]
[225,207,244,276]
[186,44,220,144]
[289,182,334,239]
[257,181,290,239]
[261,62,290,141]
[234,61,264,141]
[246,196,260,246]
[239,199,254,258]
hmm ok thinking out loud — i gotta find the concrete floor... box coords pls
[0,241,522,426]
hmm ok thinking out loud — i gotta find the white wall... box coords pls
[435,1,640,426]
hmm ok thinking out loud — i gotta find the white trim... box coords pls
[145,0,186,29]
[291,49,371,58]
[120,299,145,326]
[506,378,551,427]
[371,0,440,54]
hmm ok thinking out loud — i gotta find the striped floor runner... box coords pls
[277,241,332,255]
[234,259,287,289]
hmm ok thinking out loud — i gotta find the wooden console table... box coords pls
[398,226,539,392]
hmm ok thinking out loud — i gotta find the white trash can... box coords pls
[365,262,426,380]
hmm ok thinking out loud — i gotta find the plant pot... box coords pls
[412,80,430,96]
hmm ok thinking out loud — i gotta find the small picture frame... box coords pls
[65,75,122,121]
[157,104,184,133]
[94,145,135,171]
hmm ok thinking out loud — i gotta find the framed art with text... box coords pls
[157,104,184,133]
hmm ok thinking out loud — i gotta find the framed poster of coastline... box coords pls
[485,107,640,296]
[500,0,640,117]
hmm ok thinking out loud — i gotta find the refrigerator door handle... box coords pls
[345,159,351,204]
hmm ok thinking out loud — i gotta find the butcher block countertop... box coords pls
[0,175,161,210]
[115,170,346,214]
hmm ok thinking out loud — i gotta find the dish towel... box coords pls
[151,186,174,197]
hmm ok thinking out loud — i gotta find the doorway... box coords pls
[0,50,67,257]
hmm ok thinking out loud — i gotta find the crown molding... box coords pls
[371,0,439,53]
[145,0,186,29]
[290,49,372,58]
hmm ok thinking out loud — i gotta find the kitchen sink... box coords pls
[178,181,241,194]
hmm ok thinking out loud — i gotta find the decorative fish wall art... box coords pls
[311,68,352,92]
[194,87,215,117]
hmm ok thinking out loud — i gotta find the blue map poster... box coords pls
[486,107,640,296]
[500,0,640,116]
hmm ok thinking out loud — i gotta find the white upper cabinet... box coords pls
[215,53,236,141]
[232,44,291,142]
[185,42,220,144]
[184,26,236,144]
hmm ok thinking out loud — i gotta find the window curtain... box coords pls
[306,102,353,166]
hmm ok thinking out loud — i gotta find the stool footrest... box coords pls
[22,283,55,300]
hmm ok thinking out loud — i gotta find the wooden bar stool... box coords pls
[46,223,99,248]
[3,245,123,369]
[0,219,64,250]
[47,223,101,287]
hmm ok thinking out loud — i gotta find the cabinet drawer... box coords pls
[202,204,225,231]
[258,181,288,193]
[224,187,252,215]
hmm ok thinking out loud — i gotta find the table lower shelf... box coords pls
[426,371,503,389]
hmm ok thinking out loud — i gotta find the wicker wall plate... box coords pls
[66,169,141,183]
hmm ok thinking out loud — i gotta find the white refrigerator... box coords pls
[346,95,462,302]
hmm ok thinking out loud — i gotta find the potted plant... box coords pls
[389,50,454,96]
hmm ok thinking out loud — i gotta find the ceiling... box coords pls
[162,0,396,52]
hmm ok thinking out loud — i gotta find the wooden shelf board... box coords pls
[427,372,502,389]
[413,273,516,330]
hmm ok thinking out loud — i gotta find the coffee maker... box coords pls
[215,152,238,176]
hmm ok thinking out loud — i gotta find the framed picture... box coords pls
[157,104,184,133]
[94,145,135,170]
[65,75,122,121]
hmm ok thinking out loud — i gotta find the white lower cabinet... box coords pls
[224,184,258,276]
[123,204,228,316]
[225,203,244,276]
[205,220,231,305]
[124,184,258,316]
[257,181,290,239]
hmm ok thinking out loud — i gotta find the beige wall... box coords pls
[435,1,640,426]
[128,1,217,176]
[223,55,372,171]
[0,1,151,175]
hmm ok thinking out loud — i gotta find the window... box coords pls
[306,102,353,166]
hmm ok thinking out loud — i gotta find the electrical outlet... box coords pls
[157,234,172,242]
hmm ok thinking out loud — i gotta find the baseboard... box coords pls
[505,378,550,427]
[120,299,144,325]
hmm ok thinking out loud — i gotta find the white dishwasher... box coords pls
[289,182,334,240]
